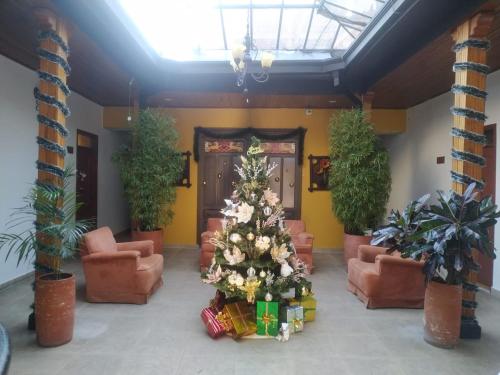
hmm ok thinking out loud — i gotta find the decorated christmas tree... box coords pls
[202,137,312,304]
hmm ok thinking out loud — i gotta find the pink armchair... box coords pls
[347,245,425,309]
[82,227,164,304]
[199,218,314,273]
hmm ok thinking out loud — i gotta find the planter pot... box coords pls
[132,228,164,254]
[423,281,462,348]
[343,233,372,263]
[35,273,75,347]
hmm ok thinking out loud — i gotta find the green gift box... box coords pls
[281,305,304,333]
[256,301,279,337]
[289,295,316,322]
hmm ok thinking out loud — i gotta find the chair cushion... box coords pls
[84,227,117,254]
[284,220,305,235]
[206,218,223,232]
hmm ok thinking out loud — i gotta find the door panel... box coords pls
[202,155,217,206]
[76,130,98,228]
[268,157,282,198]
[282,157,295,208]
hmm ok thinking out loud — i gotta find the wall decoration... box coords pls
[308,155,330,192]
[260,142,296,154]
[177,151,192,188]
[204,140,244,153]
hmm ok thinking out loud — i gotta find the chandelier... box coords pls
[230,11,274,88]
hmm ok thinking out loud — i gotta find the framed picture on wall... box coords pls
[176,151,192,188]
[308,155,330,192]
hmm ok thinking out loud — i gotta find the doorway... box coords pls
[76,129,98,227]
[478,124,496,288]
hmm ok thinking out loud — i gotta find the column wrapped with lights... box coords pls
[450,11,494,339]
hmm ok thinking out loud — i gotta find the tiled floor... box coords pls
[1,249,500,375]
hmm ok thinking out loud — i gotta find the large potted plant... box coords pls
[0,168,92,347]
[328,109,391,262]
[113,109,182,253]
[373,183,499,348]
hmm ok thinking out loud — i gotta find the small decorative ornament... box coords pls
[276,323,290,342]
[247,267,256,277]
[246,232,255,241]
[250,192,256,201]
[265,292,273,302]
[235,274,245,287]
[263,206,272,216]
[259,270,267,278]
[280,261,293,277]
[229,233,242,244]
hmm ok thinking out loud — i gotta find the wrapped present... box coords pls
[200,307,225,339]
[223,301,257,337]
[209,290,226,312]
[216,311,234,333]
[281,305,304,333]
[289,295,316,322]
[256,301,279,337]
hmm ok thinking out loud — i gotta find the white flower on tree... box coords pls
[280,261,294,277]
[235,202,254,223]
[270,243,291,264]
[263,188,280,206]
[223,246,246,265]
[255,235,271,252]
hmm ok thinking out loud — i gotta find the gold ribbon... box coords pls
[292,318,303,332]
[216,311,233,332]
[260,303,276,336]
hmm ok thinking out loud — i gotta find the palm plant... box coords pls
[0,168,92,278]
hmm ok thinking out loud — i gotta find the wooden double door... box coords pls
[197,130,302,242]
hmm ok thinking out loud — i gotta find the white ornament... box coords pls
[263,188,280,206]
[223,246,246,265]
[259,270,267,278]
[247,267,256,277]
[265,292,273,302]
[228,271,238,285]
[270,243,291,264]
[255,235,271,252]
[229,233,242,243]
[235,274,245,287]
[235,202,254,224]
[246,232,255,241]
[250,192,256,201]
[263,206,272,216]
[280,261,293,277]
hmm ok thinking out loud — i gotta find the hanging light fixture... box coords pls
[230,5,274,88]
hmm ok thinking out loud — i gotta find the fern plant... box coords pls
[328,109,391,235]
[0,168,92,278]
[112,109,183,231]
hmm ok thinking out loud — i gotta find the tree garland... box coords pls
[450,37,489,191]
[33,29,71,187]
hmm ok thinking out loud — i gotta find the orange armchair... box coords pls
[82,227,164,304]
[347,245,425,309]
[199,218,314,273]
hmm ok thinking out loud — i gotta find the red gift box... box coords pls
[201,307,226,339]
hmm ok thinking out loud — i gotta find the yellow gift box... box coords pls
[223,301,257,337]
[289,296,316,322]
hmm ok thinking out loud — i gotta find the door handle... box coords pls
[289,182,295,188]
[275,177,280,182]
[217,172,222,179]
[202,179,207,186]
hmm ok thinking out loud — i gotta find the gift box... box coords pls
[223,301,257,337]
[216,311,234,333]
[281,305,304,333]
[289,295,316,322]
[256,301,279,337]
[209,290,226,312]
[200,307,225,339]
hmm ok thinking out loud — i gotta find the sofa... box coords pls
[347,245,425,309]
[81,226,164,304]
[199,218,314,272]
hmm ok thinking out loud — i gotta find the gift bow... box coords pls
[292,318,303,331]
[216,311,233,332]
[260,304,277,336]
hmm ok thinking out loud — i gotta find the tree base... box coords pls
[460,318,481,339]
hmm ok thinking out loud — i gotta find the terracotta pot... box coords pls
[423,281,462,348]
[35,273,75,347]
[343,233,372,263]
[132,228,164,254]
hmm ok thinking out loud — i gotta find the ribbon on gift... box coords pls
[216,311,233,332]
[292,318,303,332]
[201,307,225,338]
[259,303,277,336]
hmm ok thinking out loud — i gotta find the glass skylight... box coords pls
[117,0,387,62]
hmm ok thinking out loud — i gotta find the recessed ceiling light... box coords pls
[164,98,173,102]
[328,100,336,104]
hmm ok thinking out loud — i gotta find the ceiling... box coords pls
[0,0,497,109]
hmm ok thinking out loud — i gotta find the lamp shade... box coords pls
[261,52,274,69]
[232,44,246,61]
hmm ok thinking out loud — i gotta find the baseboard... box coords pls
[313,248,342,253]
[164,244,199,251]
[0,270,34,291]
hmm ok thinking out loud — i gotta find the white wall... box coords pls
[0,55,128,285]
[386,69,500,292]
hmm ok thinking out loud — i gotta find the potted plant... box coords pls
[373,183,499,348]
[328,109,391,262]
[113,109,183,253]
[0,168,92,347]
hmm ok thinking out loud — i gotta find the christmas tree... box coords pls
[202,137,312,304]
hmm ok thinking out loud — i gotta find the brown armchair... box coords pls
[199,218,314,273]
[347,245,425,309]
[82,227,164,304]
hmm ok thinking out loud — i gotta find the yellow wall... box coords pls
[103,107,406,248]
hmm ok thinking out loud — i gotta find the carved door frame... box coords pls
[196,128,303,243]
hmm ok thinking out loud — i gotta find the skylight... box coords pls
[117,0,387,62]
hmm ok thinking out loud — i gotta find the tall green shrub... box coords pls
[113,109,183,231]
[328,109,391,235]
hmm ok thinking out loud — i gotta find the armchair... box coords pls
[199,218,223,271]
[347,245,425,309]
[82,227,164,304]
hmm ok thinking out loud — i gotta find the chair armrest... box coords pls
[376,254,423,273]
[358,245,387,263]
[82,251,139,267]
[296,232,314,243]
[201,231,214,243]
[117,241,153,257]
